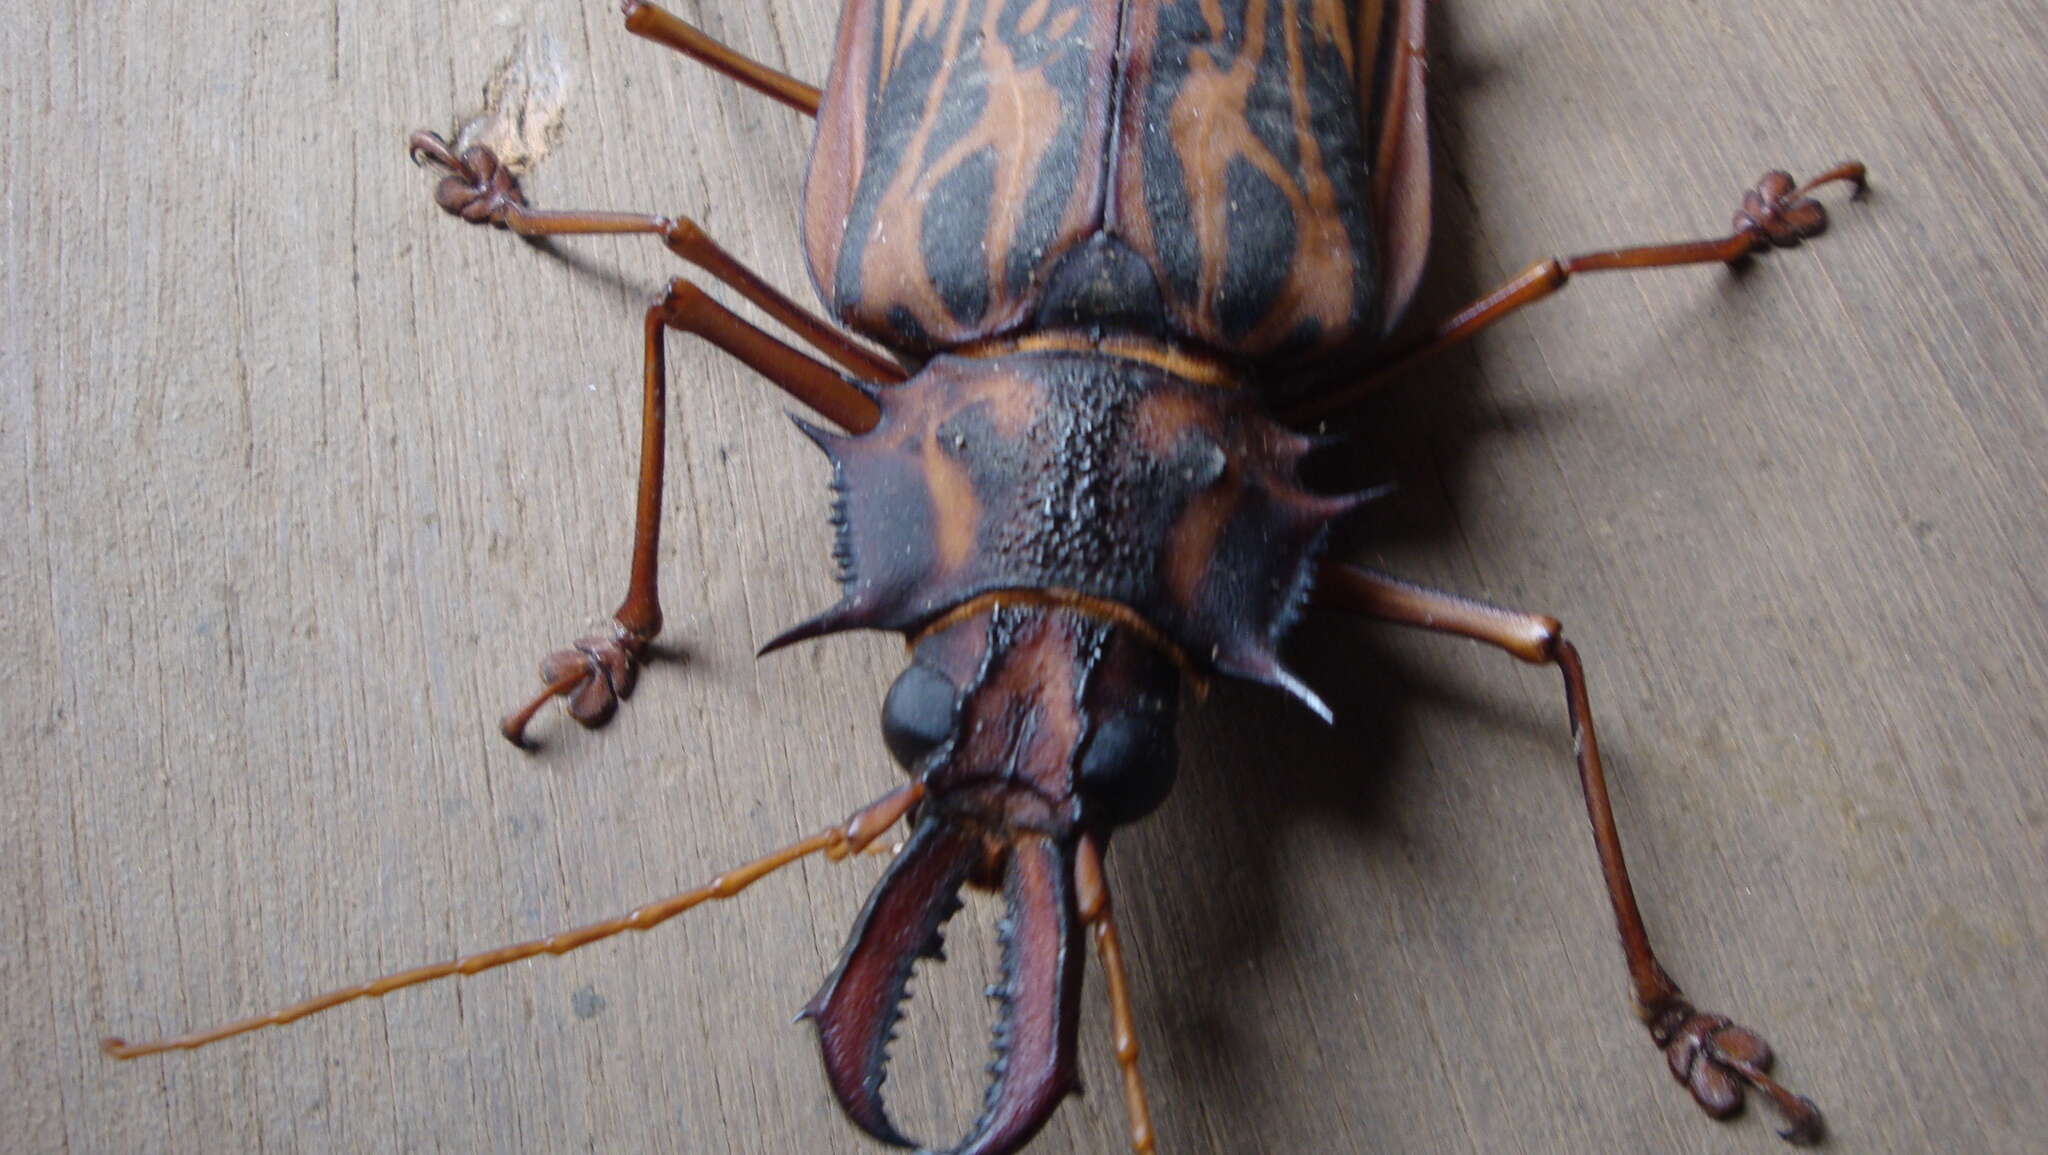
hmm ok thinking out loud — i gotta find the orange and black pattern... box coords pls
[806,0,1401,366]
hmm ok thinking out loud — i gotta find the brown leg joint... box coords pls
[1313,563,1823,1144]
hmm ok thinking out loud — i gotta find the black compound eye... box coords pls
[1077,702,1178,824]
[881,662,959,770]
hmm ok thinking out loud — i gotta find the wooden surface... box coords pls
[7,1,2044,1151]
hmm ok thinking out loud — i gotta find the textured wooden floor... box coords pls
[7,1,2044,1152]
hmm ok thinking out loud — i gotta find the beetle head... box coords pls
[885,600,1181,836]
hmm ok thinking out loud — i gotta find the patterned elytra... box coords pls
[805,0,1427,363]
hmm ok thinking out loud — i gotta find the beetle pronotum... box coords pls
[105,2,1864,1151]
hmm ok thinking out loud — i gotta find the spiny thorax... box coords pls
[779,346,1365,717]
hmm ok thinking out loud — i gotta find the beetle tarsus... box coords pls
[407,131,528,228]
[1733,162,1867,251]
[498,627,650,747]
[1650,1000,1824,1145]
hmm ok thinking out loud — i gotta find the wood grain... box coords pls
[6,0,2043,1151]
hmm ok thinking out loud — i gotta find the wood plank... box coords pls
[6,0,2043,1151]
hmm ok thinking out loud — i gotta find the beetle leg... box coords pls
[1287,163,1868,423]
[502,277,883,746]
[1311,563,1825,1146]
[102,782,922,1059]
[1076,834,1157,1154]
[407,132,905,384]
[619,1,821,117]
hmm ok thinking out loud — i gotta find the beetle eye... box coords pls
[881,662,959,770]
[1076,702,1178,824]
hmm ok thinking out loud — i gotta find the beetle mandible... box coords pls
[105,1,1866,1151]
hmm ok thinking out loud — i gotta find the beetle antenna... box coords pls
[102,782,923,1059]
[1076,835,1156,1153]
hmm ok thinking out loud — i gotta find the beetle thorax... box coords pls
[778,348,1361,715]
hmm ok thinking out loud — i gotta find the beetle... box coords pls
[105,1,1866,1151]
